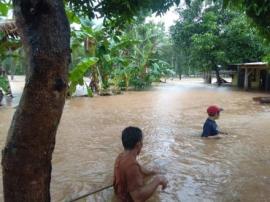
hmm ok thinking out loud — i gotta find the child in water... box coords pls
[113,126,168,202]
[202,105,228,139]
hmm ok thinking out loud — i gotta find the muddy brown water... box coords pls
[0,78,270,202]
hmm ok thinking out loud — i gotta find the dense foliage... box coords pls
[68,14,175,95]
[170,0,269,75]
[224,0,270,40]
[67,0,181,20]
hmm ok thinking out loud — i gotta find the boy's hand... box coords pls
[156,175,168,190]
[141,166,165,176]
[151,166,163,175]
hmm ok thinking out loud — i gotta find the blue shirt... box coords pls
[202,118,219,137]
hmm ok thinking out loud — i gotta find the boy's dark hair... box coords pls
[122,126,143,150]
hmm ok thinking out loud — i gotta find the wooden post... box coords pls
[244,67,253,91]
[266,72,270,91]
[244,67,249,91]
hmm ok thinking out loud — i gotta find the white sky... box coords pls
[1,5,181,33]
[146,6,179,32]
[77,7,181,32]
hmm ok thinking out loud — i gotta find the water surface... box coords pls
[0,78,270,202]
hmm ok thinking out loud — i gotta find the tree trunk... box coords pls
[0,89,3,106]
[204,71,212,84]
[6,80,13,98]
[215,67,222,86]
[90,68,99,93]
[8,49,14,81]
[2,0,70,201]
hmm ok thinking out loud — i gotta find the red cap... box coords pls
[207,105,223,116]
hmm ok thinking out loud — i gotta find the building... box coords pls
[230,62,270,91]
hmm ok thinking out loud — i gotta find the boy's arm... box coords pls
[126,164,167,202]
[140,166,160,176]
[130,175,168,202]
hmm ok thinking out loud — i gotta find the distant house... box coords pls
[229,62,270,91]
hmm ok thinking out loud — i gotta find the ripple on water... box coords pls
[1,79,270,201]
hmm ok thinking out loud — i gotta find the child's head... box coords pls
[122,126,143,154]
[207,105,223,119]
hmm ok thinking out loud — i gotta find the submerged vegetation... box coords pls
[68,14,175,95]
[1,0,270,95]
[1,7,175,97]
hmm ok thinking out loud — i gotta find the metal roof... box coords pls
[239,62,268,69]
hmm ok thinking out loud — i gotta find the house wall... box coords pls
[250,69,260,89]
[232,73,238,86]
[237,68,245,88]
[229,64,270,92]
[232,68,270,91]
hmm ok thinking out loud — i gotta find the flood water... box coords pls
[0,77,270,202]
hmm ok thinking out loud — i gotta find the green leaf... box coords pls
[0,2,10,16]
[69,57,98,94]
[0,76,9,93]
[103,54,111,62]
[66,8,80,24]
[86,86,94,97]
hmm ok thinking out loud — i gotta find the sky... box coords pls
[1,3,182,33]
[86,6,181,32]
[146,6,179,32]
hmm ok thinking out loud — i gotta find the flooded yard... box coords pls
[0,77,270,201]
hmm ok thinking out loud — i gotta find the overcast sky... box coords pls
[0,4,183,32]
[145,0,188,33]
[146,6,179,32]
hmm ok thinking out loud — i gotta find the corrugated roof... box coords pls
[239,62,268,69]
[241,62,267,66]
[229,62,269,69]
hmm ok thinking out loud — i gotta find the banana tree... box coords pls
[124,22,175,88]
[0,22,20,100]
[68,57,98,96]
[69,14,175,93]
[68,14,102,96]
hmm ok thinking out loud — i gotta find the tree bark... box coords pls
[89,68,99,93]
[2,0,70,201]
[215,66,222,86]
[0,89,3,105]
[204,71,212,84]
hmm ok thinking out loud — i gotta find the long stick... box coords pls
[68,184,113,202]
